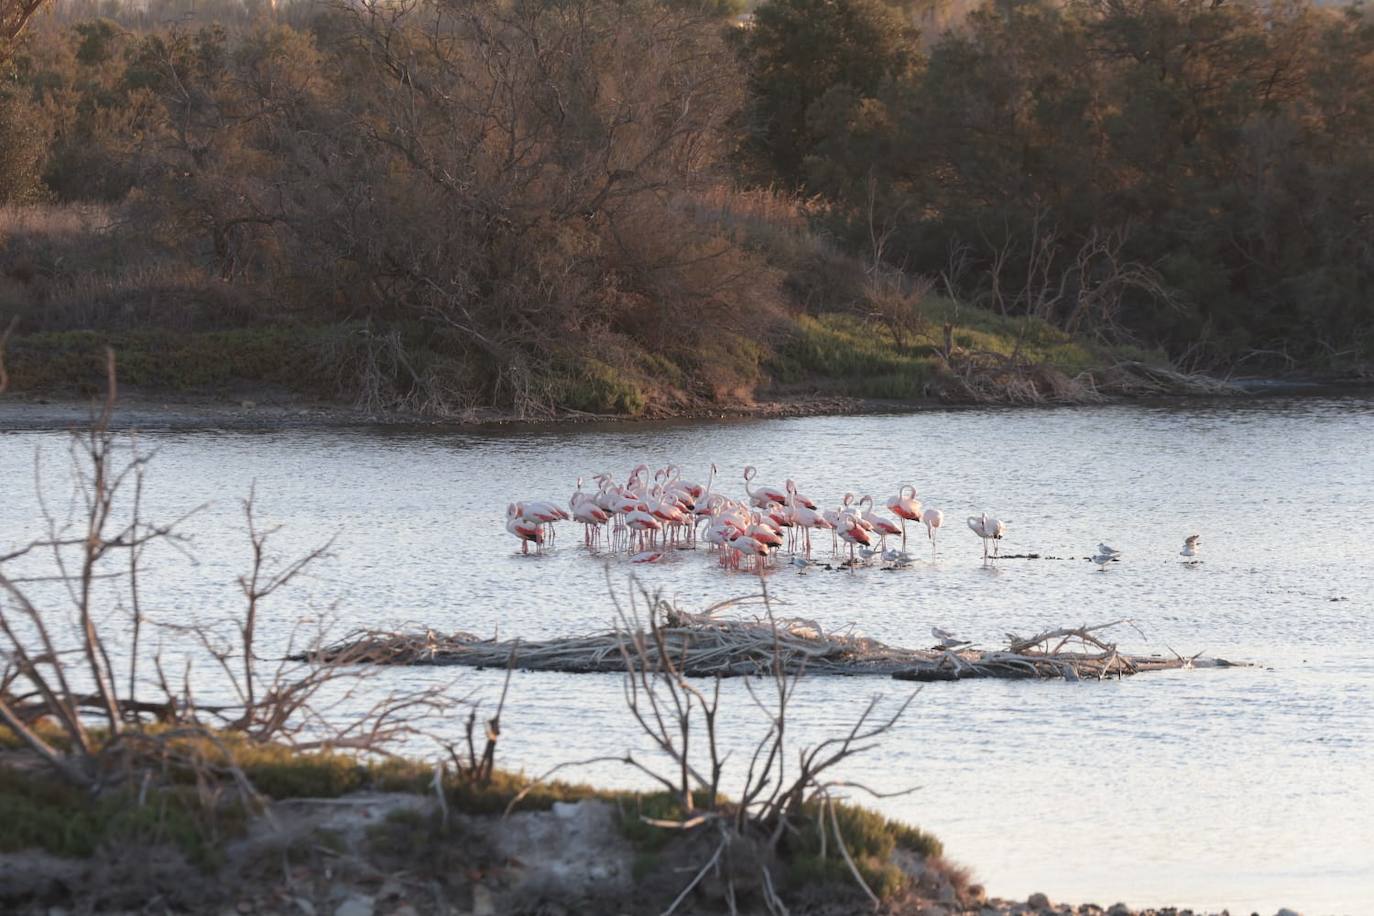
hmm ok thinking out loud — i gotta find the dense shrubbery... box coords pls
[2,0,1370,415]
[748,0,1374,368]
[2,0,789,413]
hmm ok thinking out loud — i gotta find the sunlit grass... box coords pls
[767,297,1167,399]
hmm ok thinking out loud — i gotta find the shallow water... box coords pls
[2,398,1372,914]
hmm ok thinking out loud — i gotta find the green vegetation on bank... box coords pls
[1,723,944,909]
[1,0,1369,418]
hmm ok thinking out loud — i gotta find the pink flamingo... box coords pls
[836,513,875,565]
[743,466,793,509]
[570,479,611,548]
[506,503,544,554]
[886,485,923,547]
[922,507,944,552]
[860,496,902,550]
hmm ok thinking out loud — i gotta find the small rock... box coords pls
[1029,892,1053,910]
[1275,910,1301,916]
[472,886,496,916]
[1108,904,1134,916]
[292,900,317,916]
[388,907,418,916]
[915,906,948,916]
[967,884,988,904]
[334,896,374,916]
[237,903,255,915]
[938,879,958,904]
[241,400,256,409]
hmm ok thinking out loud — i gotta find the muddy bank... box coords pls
[2,366,1369,433]
[0,388,900,432]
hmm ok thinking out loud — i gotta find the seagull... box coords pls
[1092,544,1120,571]
[883,548,915,567]
[931,627,972,650]
[1180,534,1201,558]
[790,555,818,574]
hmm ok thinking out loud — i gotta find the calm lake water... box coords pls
[2,398,1372,914]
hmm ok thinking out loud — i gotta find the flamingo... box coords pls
[625,505,663,552]
[520,500,569,523]
[783,478,818,511]
[967,512,1006,560]
[786,484,834,557]
[886,485,923,547]
[921,507,944,551]
[519,499,569,543]
[743,466,794,509]
[836,513,875,565]
[727,532,770,574]
[506,503,544,554]
[825,493,870,556]
[859,496,902,549]
[746,514,785,550]
[570,481,610,548]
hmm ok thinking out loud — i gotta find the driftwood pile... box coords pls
[298,608,1243,682]
[1091,360,1244,397]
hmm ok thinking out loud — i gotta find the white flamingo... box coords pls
[967,512,1006,560]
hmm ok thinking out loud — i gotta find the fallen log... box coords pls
[293,609,1245,682]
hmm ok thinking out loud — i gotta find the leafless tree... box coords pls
[977,212,1182,342]
[604,582,919,906]
[1,0,48,56]
[0,353,455,790]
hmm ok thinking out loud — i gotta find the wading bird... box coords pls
[506,503,544,554]
[921,507,944,551]
[886,485,922,547]
[967,512,1006,560]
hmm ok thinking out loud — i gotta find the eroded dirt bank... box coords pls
[0,793,1291,916]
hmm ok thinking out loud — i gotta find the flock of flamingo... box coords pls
[503,464,1009,571]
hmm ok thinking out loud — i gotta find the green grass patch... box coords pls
[767,313,940,399]
[0,765,245,866]
[782,800,942,898]
[767,298,1167,400]
[552,355,649,415]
